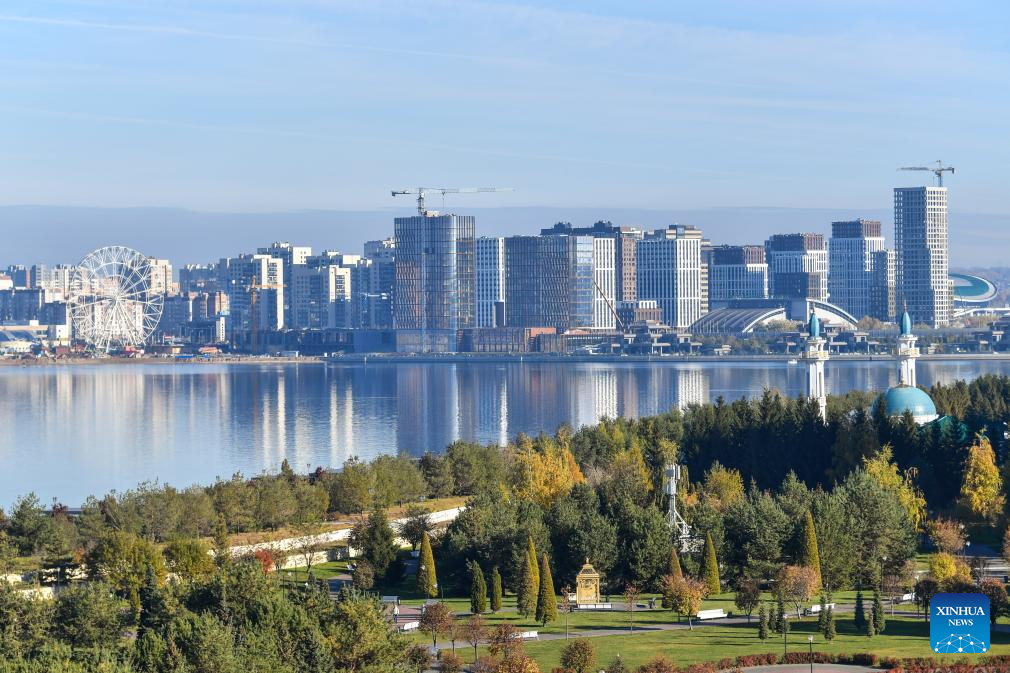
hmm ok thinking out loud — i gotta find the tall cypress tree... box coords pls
[417,531,438,598]
[854,590,866,631]
[517,556,537,617]
[526,536,540,603]
[758,604,769,640]
[669,547,684,580]
[774,593,786,633]
[490,566,503,612]
[535,553,557,626]
[825,606,836,640]
[800,511,822,587]
[469,561,487,614]
[873,591,886,634]
[702,533,720,595]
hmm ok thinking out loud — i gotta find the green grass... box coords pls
[278,560,351,583]
[514,616,1010,670]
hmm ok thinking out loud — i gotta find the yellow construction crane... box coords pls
[898,160,955,187]
[391,186,515,215]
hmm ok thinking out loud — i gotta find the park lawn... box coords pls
[277,560,351,583]
[515,616,1010,670]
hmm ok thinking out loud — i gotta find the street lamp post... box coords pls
[807,635,814,673]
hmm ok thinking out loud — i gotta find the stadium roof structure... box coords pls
[951,272,997,305]
[691,299,857,334]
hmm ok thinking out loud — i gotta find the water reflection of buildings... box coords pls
[13,359,1010,506]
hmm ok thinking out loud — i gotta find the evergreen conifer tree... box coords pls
[535,553,557,626]
[669,547,684,580]
[490,566,503,612]
[517,557,537,617]
[774,593,785,633]
[702,533,720,595]
[758,605,769,640]
[825,606,836,640]
[873,590,886,633]
[526,536,540,603]
[817,593,827,633]
[800,511,822,587]
[866,610,876,638]
[469,561,487,614]
[417,531,438,598]
[854,590,866,631]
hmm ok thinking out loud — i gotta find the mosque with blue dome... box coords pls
[804,309,939,424]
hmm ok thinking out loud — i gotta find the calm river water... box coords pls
[3,358,1010,504]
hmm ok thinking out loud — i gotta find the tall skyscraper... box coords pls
[476,237,505,328]
[765,233,828,301]
[870,249,897,323]
[828,220,885,320]
[706,245,768,304]
[360,238,395,329]
[541,221,641,302]
[894,186,951,327]
[394,213,475,334]
[504,234,615,331]
[636,225,703,330]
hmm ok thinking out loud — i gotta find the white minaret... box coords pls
[896,310,918,387]
[802,312,829,421]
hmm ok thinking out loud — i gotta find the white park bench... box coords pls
[804,603,835,616]
[399,621,419,632]
[520,631,539,641]
[575,603,613,610]
[696,609,727,621]
[381,596,399,604]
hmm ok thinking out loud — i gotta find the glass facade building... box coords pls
[393,213,475,332]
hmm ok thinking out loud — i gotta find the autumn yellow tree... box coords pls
[960,433,1005,522]
[702,462,744,510]
[509,434,585,508]
[863,445,927,531]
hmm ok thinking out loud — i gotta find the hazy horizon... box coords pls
[3,203,1010,268]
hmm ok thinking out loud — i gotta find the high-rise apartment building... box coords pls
[219,254,284,332]
[541,221,641,302]
[290,263,352,329]
[636,225,703,330]
[257,242,311,326]
[476,237,505,328]
[828,220,886,320]
[706,245,768,304]
[894,186,951,327]
[504,234,615,331]
[765,233,828,301]
[147,258,175,296]
[870,249,897,322]
[394,213,475,334]
[359,239,395,330]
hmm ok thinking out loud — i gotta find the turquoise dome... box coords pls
[876,385,937,420]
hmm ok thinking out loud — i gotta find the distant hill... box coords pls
[2,204,1008,266]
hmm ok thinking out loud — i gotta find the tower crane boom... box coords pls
[898,160,955,187]
[391,186,515,215]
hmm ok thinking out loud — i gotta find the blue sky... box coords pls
[2,0,1009,216]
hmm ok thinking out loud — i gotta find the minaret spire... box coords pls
[896,310,918,387]
[802,312,829,422]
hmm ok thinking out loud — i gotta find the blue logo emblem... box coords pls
[930,593,990,653]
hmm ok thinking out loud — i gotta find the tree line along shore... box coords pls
[5,374,1010,671]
